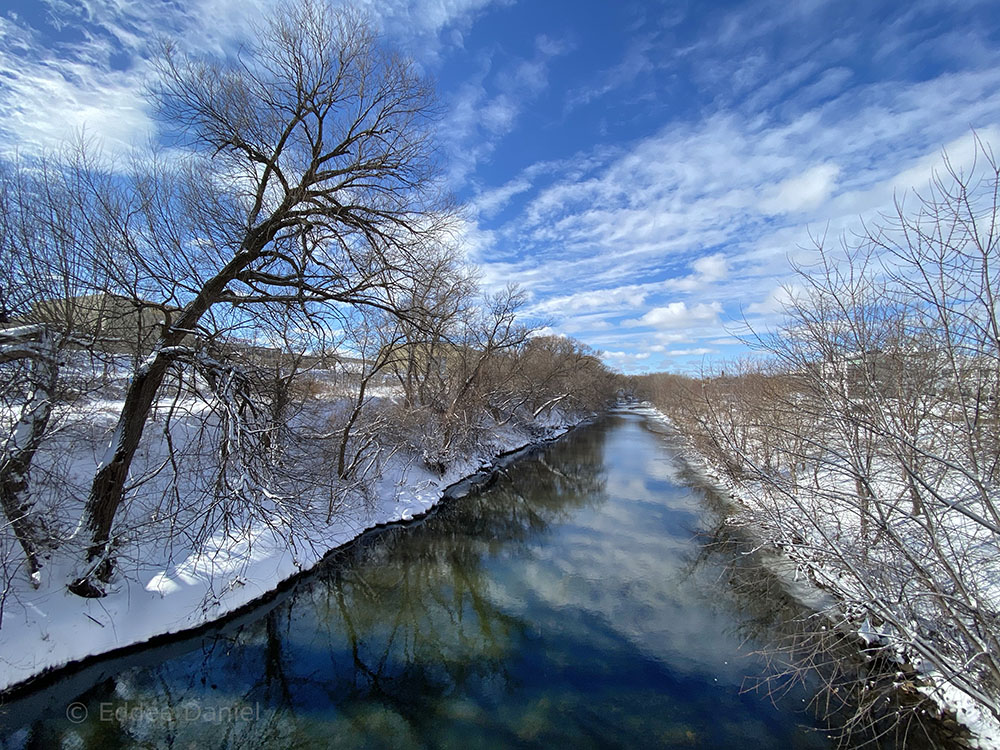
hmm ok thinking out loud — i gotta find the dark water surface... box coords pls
[0,409,834,749]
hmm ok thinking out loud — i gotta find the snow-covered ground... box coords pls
[0,381,585,695]
[634,402,1000,750]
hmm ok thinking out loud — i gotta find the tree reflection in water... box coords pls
[4,430,607,749]
[646,420,959,750]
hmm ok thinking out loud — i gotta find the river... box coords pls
[1,408,840,748]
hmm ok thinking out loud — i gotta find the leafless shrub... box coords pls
[639,137,1000,742]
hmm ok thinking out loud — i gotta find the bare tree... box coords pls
[494,335,615,424]
[0,156,115,584]
[640,138,1000,739]
[332,309,406,482]
[387,244,478,411]
[69,0,452,595]
[443,285,530,419]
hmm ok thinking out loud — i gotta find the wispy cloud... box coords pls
[564,32,657,112]
[759,163,840,214]
[0,8,152,156]
[441,33,572,187]
[468,30,1000,371]
[4,0,1000,375]
[0,0,511,157]
[527,282,654,317]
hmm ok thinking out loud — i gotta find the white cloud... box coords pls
[600,349,653,373]
[746,284,804,316]
[759,163,840,214]
[665,252,732,291]
[565,32,657,111]
[691,253,729,282]
[0,9,153,157]
[636,301,723,329]
[528,283,653,316]
[665,347,715,357]
[472,176,534,218]
[529,326,565,339]
[440,33,571,187]
[603,350,649,359]
[0,59,152,158]
[452,215,497,266]
[480,97,518,134]
[561,315,614,333]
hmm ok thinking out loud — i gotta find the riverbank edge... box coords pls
[0,415,596,703]
[633,402,988,749]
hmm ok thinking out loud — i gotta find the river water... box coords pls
[0,408,837,748]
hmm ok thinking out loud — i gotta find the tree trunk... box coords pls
[337,377,368,479]
[903,442,924,516]
[0,338,57,584]
[68,353,173,595]
[69,246,262,596]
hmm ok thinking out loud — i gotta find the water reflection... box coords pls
[3,413,837,749]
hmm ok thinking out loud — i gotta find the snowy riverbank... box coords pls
[633,402,1000,750]
[0,411,586,696]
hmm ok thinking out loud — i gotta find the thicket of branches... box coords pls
[0,0,618,606]
[636,141,1000,744]
[319,267,617,486]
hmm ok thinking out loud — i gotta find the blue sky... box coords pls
[1,0,999,372]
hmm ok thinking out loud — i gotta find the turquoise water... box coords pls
[1,410,834,748]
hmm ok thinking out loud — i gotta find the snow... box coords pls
[928,681,1000,750]
[0,385,585,695]
[636,401,1000,749]
[96,423,124,471]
